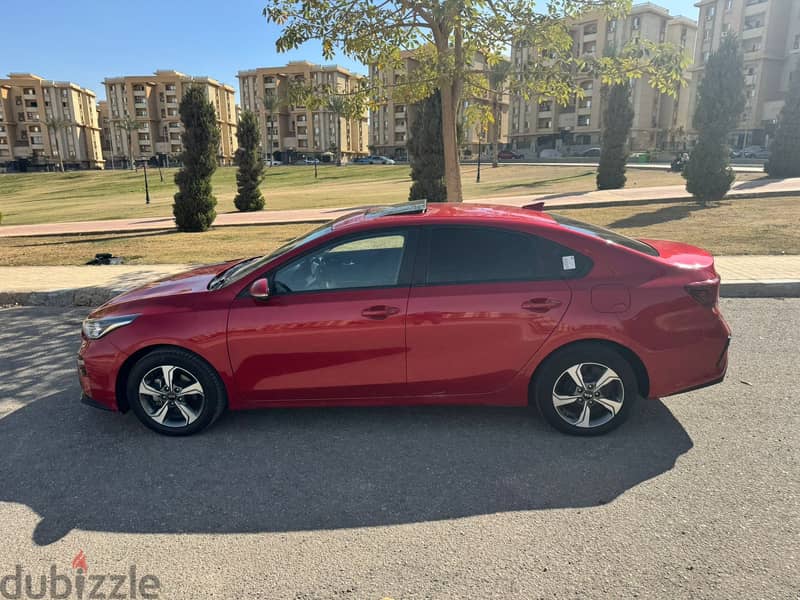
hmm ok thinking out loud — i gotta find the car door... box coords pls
[406,225,573,397]
[227,228,418,403]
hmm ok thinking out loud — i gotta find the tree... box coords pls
[597,82,634,189]
[115,116,139,169]
[173,87,220,231]
[486,59,512,168]
[44,115,69,172]
[326,95,347,166]
[234,110,266,211]
[766,59,800,178]
[408,90,447,202]
[684,36,745,206]
[262,93,282,165]
[265,0,687,202]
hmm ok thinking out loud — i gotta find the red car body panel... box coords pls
[78,203,730,414]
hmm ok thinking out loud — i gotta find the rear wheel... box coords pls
[127,348,226,436]
[533,344,638,436]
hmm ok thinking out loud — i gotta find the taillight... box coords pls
[685,279,720,307]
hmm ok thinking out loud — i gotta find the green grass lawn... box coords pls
[0,164,761,227]
[1,195,796,266]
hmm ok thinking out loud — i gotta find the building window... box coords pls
[538,118,552,129]
[632,16,640,30]
[580,81,594,92]
[794,35,800,50]
[578,115,591,127]
[703,29,712,41]
[578,98,592,109]
[706,6,716,20]
[583,22,598,35]
[538,100,553,112]
[725,0,733,10]
[583,41,597,55]
[607,19,617,33]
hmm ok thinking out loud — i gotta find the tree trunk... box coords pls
[440,81,462,201]
[267,113,273,167]
[336,114,342,166]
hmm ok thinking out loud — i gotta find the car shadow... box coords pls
[0,308,693,546]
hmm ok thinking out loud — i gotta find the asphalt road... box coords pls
[0,300,797,599]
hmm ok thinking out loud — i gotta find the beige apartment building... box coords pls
[102,70,238,166]
[690,0,800,149]
[237,61,369,161]
[509,3,697,155]
[369,51,510,159]
[0,73,103,169]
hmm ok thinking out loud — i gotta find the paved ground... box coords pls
[2,177,798,238]
[0,300,797,599]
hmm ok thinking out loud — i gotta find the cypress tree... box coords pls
[684,36,746,206]
[408,90,447,202]
[234,110,266,211]
[597,82,634,190]
[766,59,800,178]
[173,86,220,231]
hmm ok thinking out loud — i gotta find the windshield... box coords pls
[208,221,334,289]
[550,213,659,257]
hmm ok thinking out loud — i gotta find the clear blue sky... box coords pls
[0,0,699,103]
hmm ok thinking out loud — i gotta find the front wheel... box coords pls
[533,344,638,436]
[127,348,227,436]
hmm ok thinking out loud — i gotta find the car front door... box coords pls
[406,225,574,397]
[227,228,417,403]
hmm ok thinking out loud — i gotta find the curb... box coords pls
[3,280,799,308]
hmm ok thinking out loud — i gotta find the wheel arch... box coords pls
[528,338,650,401]
[115,344,228,413]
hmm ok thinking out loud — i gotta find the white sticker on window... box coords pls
[562,255,576,270]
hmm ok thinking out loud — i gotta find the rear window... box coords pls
[425,226,591,284]
[550,213,660,256]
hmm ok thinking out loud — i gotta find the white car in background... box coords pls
[368,155,396,164]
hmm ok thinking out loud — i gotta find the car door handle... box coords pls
[521,298,563,313]
[361,305,400,320]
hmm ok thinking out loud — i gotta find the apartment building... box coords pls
[237,61,369,161]
[103,70,237,166]
[690,0,800,148]
[368,51,510,159]
[509,3,697,154]
[0,73,103,169]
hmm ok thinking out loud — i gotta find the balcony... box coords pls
[558,114,577,129]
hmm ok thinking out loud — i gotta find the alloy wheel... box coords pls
[138,365,205,428]
[551,362,624,429]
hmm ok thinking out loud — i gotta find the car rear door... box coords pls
[227,228,418,403]
[406,225,572,397]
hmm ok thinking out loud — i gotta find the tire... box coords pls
[127,348,227,436]
[532,344,638,436]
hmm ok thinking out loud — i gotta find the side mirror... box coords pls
[249,277,270,301]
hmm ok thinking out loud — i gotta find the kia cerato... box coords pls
[78,201,731,436]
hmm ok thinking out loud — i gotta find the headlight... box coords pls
[82,314,139,340]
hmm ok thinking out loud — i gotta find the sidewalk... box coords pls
[2,177,799,238]
[1,256,798,307]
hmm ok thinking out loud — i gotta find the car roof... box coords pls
[332,202,560,232]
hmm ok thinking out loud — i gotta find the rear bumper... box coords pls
[648,331,731,399]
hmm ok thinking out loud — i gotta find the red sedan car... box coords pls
[78,201,730,436]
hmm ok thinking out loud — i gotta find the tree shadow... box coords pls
[493,171,596,192]
[731,176,777,190]
[607,202,722,229]
[0,307,693,546]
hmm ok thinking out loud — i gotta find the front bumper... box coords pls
[81,393,114,411]
[77,337,128,411]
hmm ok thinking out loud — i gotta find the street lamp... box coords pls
[138,158,151,205]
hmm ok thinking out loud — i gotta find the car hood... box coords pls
[92,261,240,316]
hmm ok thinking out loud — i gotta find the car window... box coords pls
[425,226,590,285]
[549,213,659,256]
[274,233,407,293]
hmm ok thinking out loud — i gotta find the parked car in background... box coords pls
[78,201,730,437]
[498,150,525,159]
[264,159,282,166]
[302,158,320,165]
[752,149,771,160]
[539,149,563,159]
[351,157,372,164]
[578,147,601,157]
[368,155,396,165]
[741,146,765,159]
